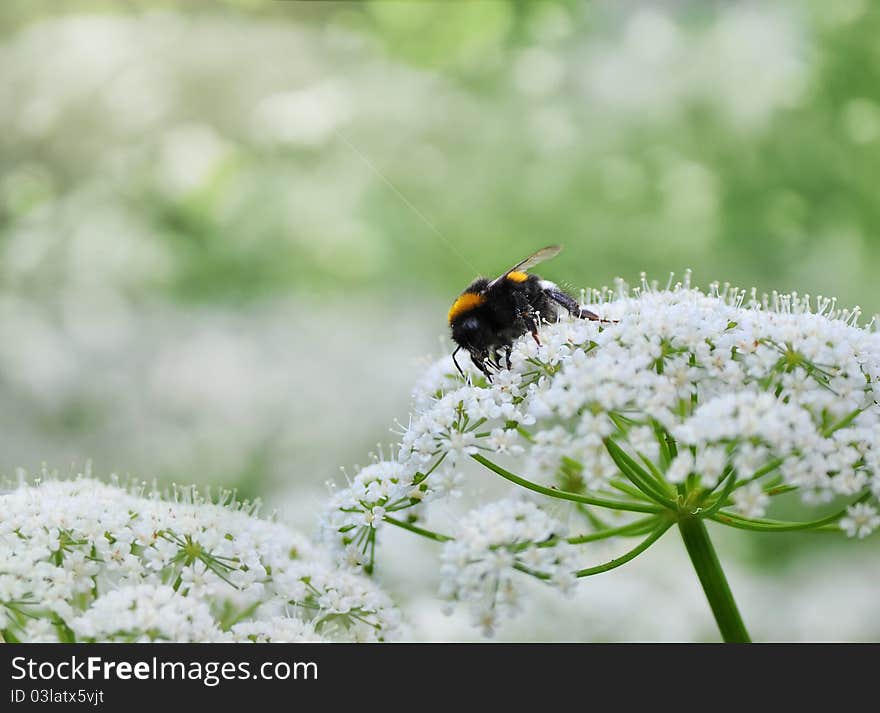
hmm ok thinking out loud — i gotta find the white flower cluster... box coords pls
[319,459,463,570]
[406,281,880,513]
[840,503,880,539]
[323,278,880,635]
[0,475,399,642]
[321,461,420,568]
[439,498,580,636]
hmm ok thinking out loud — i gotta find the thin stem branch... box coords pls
[609,479,650,501]
[384,516,452,542]
[603,438,678,508]
[574,523,671,577]
[710,491,870,532]
[516,515,662,552]
[699,471,738,517]
[566,516,663,545]
[472,454,662,514]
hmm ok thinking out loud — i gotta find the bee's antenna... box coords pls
[336,130,479,275]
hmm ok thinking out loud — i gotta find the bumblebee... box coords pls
[448,245,606,380]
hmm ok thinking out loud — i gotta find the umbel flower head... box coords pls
[322,273,880,637]
[1,471,399,642]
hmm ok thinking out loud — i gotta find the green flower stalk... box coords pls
[323,277,880,640]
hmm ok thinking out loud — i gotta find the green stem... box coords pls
[727,458,785,493]
[678,517,750,643]
[566,516,662,545]
[710,491,870,532]
[603,438,677,508]
[609,479,650,500]
[384,516,452,542]
[574,523,671,577]
[471,454,661,514]
[699,470,738,517]
[821,406,866,437]
[515,515,662,552]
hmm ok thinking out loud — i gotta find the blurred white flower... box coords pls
[731,483,770,520]
[157,124,231,196]
[439,498,579,636]
[71,584,221,642]
[0,475,399,642]
[666,452,694,484]
[251,82,351,147]
[230,617,326,643]
[840,503,880,539]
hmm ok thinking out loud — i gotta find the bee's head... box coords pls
[452,315,483,348]
[449,285,492,377]
[452,315,492,365]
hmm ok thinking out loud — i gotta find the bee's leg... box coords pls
[477,358,494,383]
[524,312,541,345]
[548,289,616,323]
[452,346,465,378]
[504,345,512,370]
[468,349,494,382]
[513,290,543,343]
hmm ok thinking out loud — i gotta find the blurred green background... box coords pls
[2,0,879,638]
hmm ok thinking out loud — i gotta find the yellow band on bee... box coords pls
[448,292,485,323]
[507,271,529,283]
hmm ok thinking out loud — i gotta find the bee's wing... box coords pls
[487,245,562,289]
